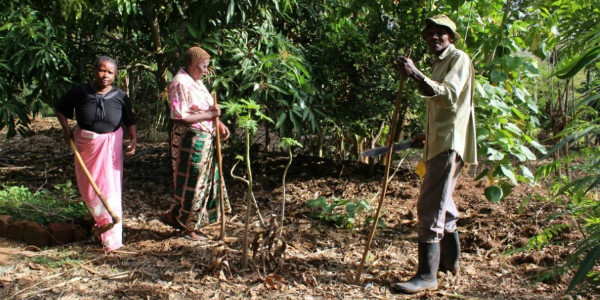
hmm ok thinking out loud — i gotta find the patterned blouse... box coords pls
[169,68,215,133]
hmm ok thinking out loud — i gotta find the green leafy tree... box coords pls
[0,0,304,136]
[279,0,428,158]
[528,0,600,291]
[205,24,317,141]
[0,5,74,137]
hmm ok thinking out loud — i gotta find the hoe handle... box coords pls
[213,92,227,240]
[69,139,121,224]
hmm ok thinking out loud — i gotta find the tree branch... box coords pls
[102,31,153,57]
[122,63,156,72]
[149,10,163,55]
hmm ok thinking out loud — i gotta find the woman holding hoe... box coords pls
[161,46,231,240]
[55,56,137,252]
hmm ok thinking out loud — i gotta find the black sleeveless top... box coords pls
[55,84,136,133]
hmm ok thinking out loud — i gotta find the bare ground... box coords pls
[0,117,597,300]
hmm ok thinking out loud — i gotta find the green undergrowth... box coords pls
[0,181,87,225]
[26,252,86,269]
[307,196,384,229]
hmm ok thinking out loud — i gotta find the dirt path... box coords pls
[0,117,594,299]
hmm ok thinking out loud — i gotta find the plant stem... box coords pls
[230,157,266,228]
[279,147,293,236]
[242,130,253,269]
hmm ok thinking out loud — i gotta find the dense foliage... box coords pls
[0,182,87,225]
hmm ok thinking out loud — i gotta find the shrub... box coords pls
[307,196,383,229]
[0,182,87,225]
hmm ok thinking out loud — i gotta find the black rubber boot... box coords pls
[439,231,460,275]
[391,242,440,293]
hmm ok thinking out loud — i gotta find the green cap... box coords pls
[422,14,461,42]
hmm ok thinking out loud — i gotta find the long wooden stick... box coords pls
[69,139,120,227]
[212,92,227,240]
[354,50,412,283]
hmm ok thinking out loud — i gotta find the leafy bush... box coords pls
[533,146,600,291]
[0,6,74,137]
[509,136,600,291]
[0,182,87,225]
[307,196,382,229]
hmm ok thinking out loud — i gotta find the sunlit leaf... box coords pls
[487,147,504,160]
[500,164,517,185]
[529,140,547,155]
[226,0,235,24]
[279,137,302,148]
[504,123,523,135]
[555,46,600,79]
[513,87,525,103]
[520,166,535,183]
[518,144,537,160]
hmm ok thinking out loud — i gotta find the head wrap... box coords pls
[421,14,461,42]
[184,46,211,67]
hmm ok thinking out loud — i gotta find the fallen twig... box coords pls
[15,276,82,299]
[0,166,32,171]
[7,256,103,300]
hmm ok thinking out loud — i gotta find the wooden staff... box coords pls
[69,139,119,235]
[212,92,227,240]
[354,50,412,283]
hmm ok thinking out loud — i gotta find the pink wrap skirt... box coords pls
[73,127,124,252]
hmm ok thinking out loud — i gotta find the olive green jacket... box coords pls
[421,44,477,164]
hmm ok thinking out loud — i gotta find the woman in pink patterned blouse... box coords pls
[161,46,231,240]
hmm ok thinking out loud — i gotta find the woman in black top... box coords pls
[54,56,137,252]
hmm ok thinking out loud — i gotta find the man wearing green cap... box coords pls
[392,14,477,293]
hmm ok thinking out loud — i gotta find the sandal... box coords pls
[159,212,185,231]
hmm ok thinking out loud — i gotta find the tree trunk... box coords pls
[265,125,270,152]
[148,5,169,94]
[317,130,324,157]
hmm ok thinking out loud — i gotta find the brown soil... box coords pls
[0,117,596,300]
